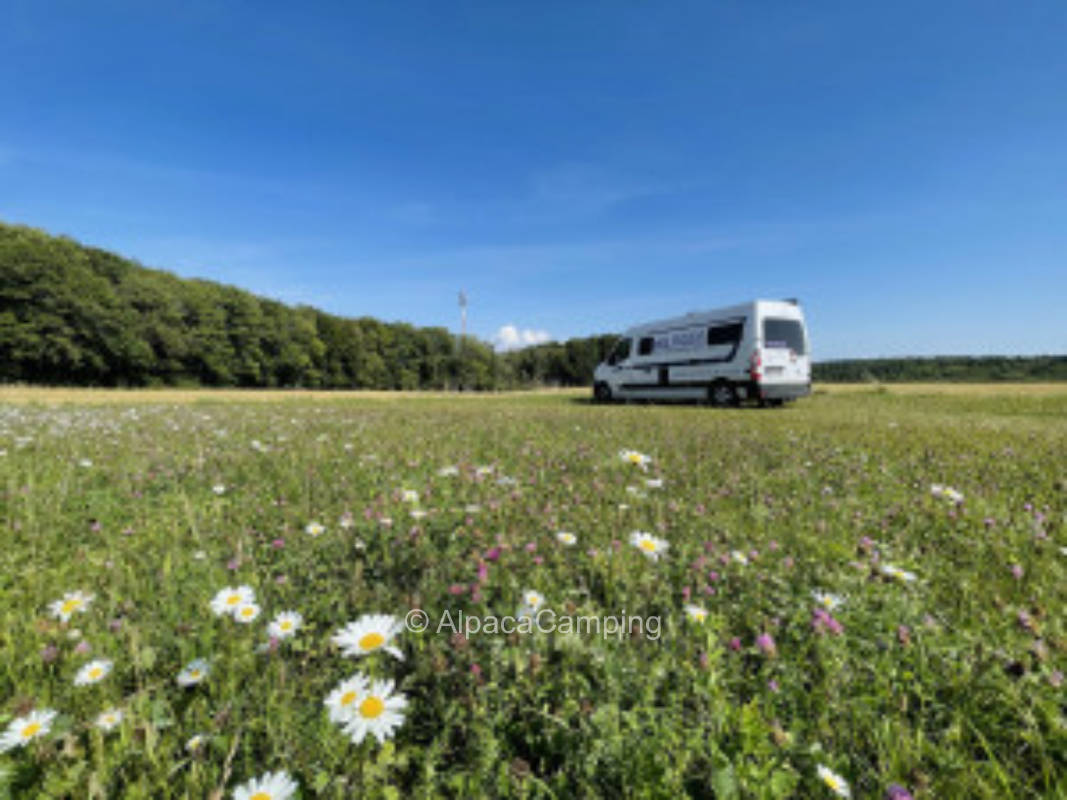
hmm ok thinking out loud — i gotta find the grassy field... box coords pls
[1,388,1065,798]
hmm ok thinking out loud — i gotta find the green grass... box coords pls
[1,390,1065,798]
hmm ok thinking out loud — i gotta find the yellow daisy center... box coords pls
[226,595,241,606]
[240,607,254,617]
[21,722,41,738]
[250,793,272,800]
[89,667,103,679]
[189,670,201,679]
[61,599,80,614]
[527,595,539,605]
[280,621,292,631]
[359,632,385,650]
[628,453,642,463]
[824,776,840,790]
[693,611,706,621]
[639,539,656,552]
[340,690,358,706]
[359,696,385,719]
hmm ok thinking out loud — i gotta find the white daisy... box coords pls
[645,478,664,489]
[816,764,851,798]
[324,673,370,723]
[332,614,405,660]
[0,709,57,752]
[555,532,577,546]
[185,733,207,752]
[630,531,669,561]
[210,586,255,617]
[437,465,459,477]
[340,678,408,745]
[879,564,917,583]
[95,708,123,732]
[684,604,708,623]
[410,509,428,520]
[74,659,113,686]
[49,590,95,622]
[305,521,326,537]
[619,449,652,470]
[177,658,211,687]
[231,769,299,800]
[812,591,844,611]
[339,513,355,529]
[212,484,226,495]
[267,611,303,639]
[730,550,749,565]
[518,589,546,617]
[234,602,261,624]
[400,489,419,503]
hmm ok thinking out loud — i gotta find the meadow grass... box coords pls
[0,388,1065,798]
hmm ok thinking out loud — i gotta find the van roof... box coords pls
[622,299,803,335]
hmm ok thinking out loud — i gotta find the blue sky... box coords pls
[2,1,1065,358]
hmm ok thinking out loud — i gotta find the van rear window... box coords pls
[762,318,806,354]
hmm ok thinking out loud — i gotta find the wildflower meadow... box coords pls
[0,387,1065,798]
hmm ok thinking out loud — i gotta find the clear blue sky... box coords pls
[2,1,1065,358]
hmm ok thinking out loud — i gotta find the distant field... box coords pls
[3,382,1067,405]
[0,389,1064,797]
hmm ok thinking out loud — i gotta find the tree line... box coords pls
[2,221,1063,388]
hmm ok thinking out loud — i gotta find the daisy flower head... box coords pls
[267,610,303,639]
[74,659,113,686]
[332,614,405,660]
[340,678,408,745]
[49,590,95,622]
[324,672,370,723]
[212,484,226,495]
[521,589,545,611]
[185,733,207,753]
[177,658,211,687]
[410,509,427,520]
[0,709,57,752]
[684,604,709,623]
[401,489,419,503]
[339,512,355,529]
[879,564,917,583]
[730,550,749,566]
[816,764,851,798]
[95,708,123,732]
[437,465,459,477]
[305,521,326,537]
[231,770,298,800]
[630,531,669,561]
[619,449,652,470]
[234,602,261,624]
[555,531,577,546]
[210,585,255,617]
[645,478,664,489]
[812,591,844,611]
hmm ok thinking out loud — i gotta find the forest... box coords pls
[2,221,1063,388]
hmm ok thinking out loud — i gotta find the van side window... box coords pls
[638,337,654,356]
[707,322,743,347]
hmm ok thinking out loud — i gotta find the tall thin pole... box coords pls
[458,290,468,344]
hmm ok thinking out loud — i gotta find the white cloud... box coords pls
[493,324,551,352]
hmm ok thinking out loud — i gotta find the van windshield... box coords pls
[762,318,806,355]
[608,337,631,363]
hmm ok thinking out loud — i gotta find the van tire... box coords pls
[593,382,613,404]
[709,381,737,408]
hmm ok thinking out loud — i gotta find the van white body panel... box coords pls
[592,299,811,405]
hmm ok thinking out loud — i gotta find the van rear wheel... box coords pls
[709,381,737,408]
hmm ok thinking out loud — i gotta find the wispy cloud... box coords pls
[493,325,551,351]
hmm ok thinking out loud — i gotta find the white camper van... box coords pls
[592,299,811,406]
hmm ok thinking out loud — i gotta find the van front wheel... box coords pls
[594,382,613,404]
[709,381,737,408]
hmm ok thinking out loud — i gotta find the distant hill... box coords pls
[2,220,1064,388]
